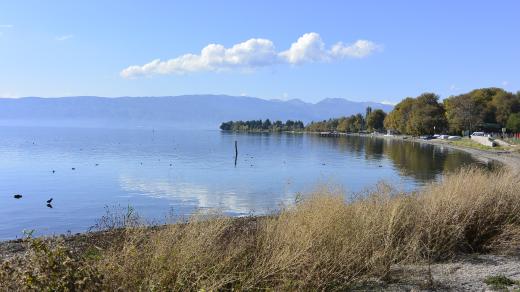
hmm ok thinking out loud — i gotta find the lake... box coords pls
[0,126,492,240]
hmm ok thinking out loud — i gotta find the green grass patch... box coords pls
[83,246,103,261]
[451,138,505,151]
[483,274,519,290]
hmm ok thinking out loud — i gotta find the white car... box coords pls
[447,136,461,140]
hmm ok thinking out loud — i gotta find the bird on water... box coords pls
[47,198,53,204]
[13,194,22,199]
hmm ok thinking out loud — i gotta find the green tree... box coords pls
[407,93,447,135]
[444,94,482,134]
[444,87,520,134]
[507,113,520,132]
[295,120,304,130]
[384,94,445,135]
[492,91,520,126]
[262,119,272,130]
[366,109,387,132]
[272,120,283,131]
[219,121,233,130]
[285,120,294,130]
[365,106,372,121]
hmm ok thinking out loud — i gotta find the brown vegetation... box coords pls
[1,167,520,290]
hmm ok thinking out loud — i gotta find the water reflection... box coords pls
[304,134,490,181]
[118,176,252,215]
[381,139,476,180]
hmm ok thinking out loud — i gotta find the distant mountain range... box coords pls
[0,95,393,129]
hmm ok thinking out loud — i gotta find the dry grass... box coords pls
[2,167,520,290]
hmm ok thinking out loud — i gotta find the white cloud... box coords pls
[121,38,277,78]
[330,40,381,58]
[121,32,381,78]
[55,34,74,41]
[279,32,328,64]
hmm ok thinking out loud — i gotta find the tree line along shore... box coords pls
[221,87,520,136]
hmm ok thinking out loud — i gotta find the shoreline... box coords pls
[242,130,520,172]
[367,134,520,172]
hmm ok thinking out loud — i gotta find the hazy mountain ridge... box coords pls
[0,95,393,129]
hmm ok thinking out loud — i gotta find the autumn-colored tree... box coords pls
[352,114,365,132]
[444,87,520,134]
[384,94,446,135]
[444,94,482,134]
[406,93,447,135]
[336,117,349,132]
[384,97,415,134]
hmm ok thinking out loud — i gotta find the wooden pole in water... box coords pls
[234,140,238,166]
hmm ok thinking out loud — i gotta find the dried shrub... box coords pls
[0,237,104,291]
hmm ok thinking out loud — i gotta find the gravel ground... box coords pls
[420,139,520,173]
[378,254,520,291]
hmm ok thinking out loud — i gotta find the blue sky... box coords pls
[0,1,518,103]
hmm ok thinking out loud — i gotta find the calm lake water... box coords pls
[0,126,492,240]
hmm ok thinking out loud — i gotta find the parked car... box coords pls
[447,136,461,141]
[471,132,485,137]
[420,135,435,140]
